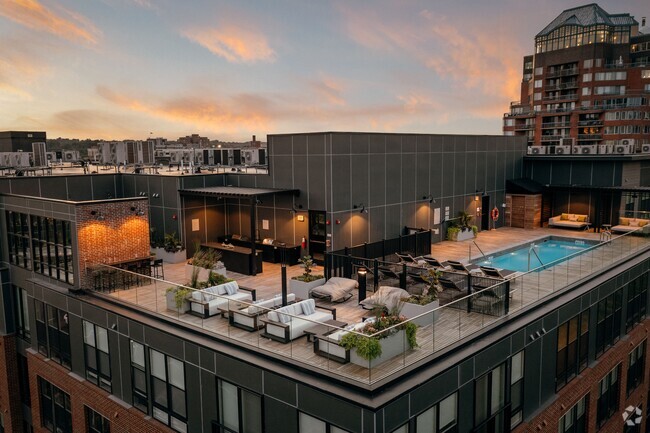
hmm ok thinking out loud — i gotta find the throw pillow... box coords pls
[301,300,316,316]
[629,220,640,227]
[561,213,569,220]
[225,282,238,295]
[576,215,587,222]
[620,217,630,226]
[638,220,649,227]
[568,215,578,222]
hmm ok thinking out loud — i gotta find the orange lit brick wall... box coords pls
[76,200,150,289]
[27,350,175,433]
[513,318,650,433]
[0,335,23,432]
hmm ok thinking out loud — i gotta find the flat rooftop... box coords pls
[86,227,649,389]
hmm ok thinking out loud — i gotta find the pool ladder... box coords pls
[528,243,544,271]
[469,241,487,262]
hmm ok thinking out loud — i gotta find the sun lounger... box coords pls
[479,266,518,280]
[421,257,448,269]
[447,260,480,274]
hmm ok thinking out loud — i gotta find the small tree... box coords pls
[292,255,324,282]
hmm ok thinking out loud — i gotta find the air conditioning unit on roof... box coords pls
[641,143,650,154]
[527,146,547,155]
[613,144,633,155]
[598,144,612,155]
[555,145,572,155]
[579,145,597,155]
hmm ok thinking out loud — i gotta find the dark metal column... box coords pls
[250,198,257,276]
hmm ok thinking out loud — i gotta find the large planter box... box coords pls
[289,277,326,299]
[165,290,190,314]
[184,264,227,282]
[152,247,186,264]
[401,300,439,327]
[449,229,476,242]
[350,329,409,368]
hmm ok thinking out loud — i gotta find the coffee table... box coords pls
[304,319,347,342]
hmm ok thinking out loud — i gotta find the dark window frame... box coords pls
[17,354,31,407]
[130,340,148,414]
[85,405,110,433]
[83,321,112,392]
[150,349,187,432]
[597,364,621,428]
[214,378,263,433]
[38,377,71,433]
[596,290,623,357]
[474,363,508,433]
[34,301,70,370]
[627,340,646,395]
[626,274,648,332]
[559,394,588,433]
[556,311,589,390]
[13,285,30,342]
[510,351,524,429]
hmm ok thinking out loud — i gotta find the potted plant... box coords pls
[152,232,186,264]
[401,269,442,326]
[165,285,192,313]
[339,307,418,368]
[184,244,226,281]
[289,255,325,299]
[448,211,477,241]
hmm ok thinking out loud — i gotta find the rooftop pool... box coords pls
[474,236,601,273]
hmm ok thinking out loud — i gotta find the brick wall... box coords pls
[27,350,175,433]
[76,200,150,289]
[514,318,650,433]
[0,335,23,432]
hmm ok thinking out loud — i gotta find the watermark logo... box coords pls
[622,405,642,426]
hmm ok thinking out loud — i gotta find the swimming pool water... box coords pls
[475,238,592,273]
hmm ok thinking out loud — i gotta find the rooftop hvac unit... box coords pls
[641,143,650,154]
[579,145,597,155]
[64,151,76,161]
[561,137,575,147]
[46,152,54,161]
[621,139,636,147]
[1,154,11,167]
[555,145,572,155]
[613,144,633,155]
[32,142,47,166]
[527,146,547,155]
[598,144,612,155]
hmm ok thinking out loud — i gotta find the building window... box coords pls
[31,215,74,284]
[627,341,646,395]
[583,73,592,82]
[38,377,71,433]
[215,378,262,433]
[559,395,588,433]
[596,290,623,357]
[6,211,31,269]
[17,354,30,407]
[474,363,506,433]
[130,341,148,413]
[34,301,71,369]
[626,274,648,331]
[534,79,542,88]
[13,285,30,341]
[83,321,112,392]
[597,365,620,428]
[510,351,524,429]
[556,311,589,390]
[85,406,110,433]
[298,413,350,433]
[150,349,187,433]
[413,392,457,433]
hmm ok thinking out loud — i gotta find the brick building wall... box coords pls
[27,349,174,433]
[514,318,650,433]
[76,199,150,289]
[0,335,23,432]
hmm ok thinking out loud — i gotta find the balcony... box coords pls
[546,68,579,78]
[545,82,579,91]
[578,120,603,126]
[577,134,603,140]
[514,124,536,131]
[543,94,578,102]
[541,135,563,141]
[541,122,571,128]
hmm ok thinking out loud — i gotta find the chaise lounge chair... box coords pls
[479,266,518,280]
[447,260,480,274]
[421,257,448,269]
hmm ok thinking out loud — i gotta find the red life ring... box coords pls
[491,207,499,221]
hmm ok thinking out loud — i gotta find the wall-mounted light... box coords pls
[422,194,434,203]
[290,203,303,213]
[90,210,105,221]
[353,203,367,214]
[151,193,160,198]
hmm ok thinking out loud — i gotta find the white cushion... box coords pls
[568,215,578,221]
[190,290,202,301]
[302,300,316,315]
[630,219,640,227]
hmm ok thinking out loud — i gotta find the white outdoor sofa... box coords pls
[189,281,256,318]
[261,299,336,343]
[229,293,296,331]
[611,217,650,235]
[549,213,589,230]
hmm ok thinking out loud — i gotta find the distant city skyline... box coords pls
[0,0,645,141]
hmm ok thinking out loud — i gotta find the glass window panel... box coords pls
[167,358,184,390]
[439,393,456,428]
[475,375,488,423]
[490,365,504,414]
[152,378,167,407]
[153,407,168,424]
[83,321,95,346]
[241,390,262,433]
[391,425,408,433]
[150,350,166,380]
[416,407,435,432]
[171,386,185,417]
[331,427,349,433]
[219,380,239,431]
[131,341,145,367]
[299,413,327,433]
[170,417,187,433]
[96,327,108,353]
[511,352,523,383]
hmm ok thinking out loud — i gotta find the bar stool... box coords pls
[151,259,164,279]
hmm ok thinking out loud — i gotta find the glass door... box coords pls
[308,211,326,264]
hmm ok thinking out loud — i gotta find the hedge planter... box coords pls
[152,247,186,264]
[449,229,476,242]
[401,300,439,327]
[349,329,409,368]
[184,264,227,282]
[289,278,326,299]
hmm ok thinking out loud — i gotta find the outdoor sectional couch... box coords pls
[189,281,256,318]
[229,293,296,331]
[549,213,589,230]
[261,299,336,343]
[612,217,650,234]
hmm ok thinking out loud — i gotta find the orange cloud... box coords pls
[183,26,275,63]
[310,76,346,106]
[0,0,100,45]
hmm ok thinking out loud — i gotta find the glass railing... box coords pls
[86,228,650,386]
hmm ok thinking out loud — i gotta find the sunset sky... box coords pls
[0,0,645,141]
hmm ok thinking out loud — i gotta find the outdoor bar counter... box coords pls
[202,242,263,275]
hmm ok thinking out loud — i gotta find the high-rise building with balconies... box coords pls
[504,4,650,156]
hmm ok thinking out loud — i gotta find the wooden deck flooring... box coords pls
[96,227,648,385]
